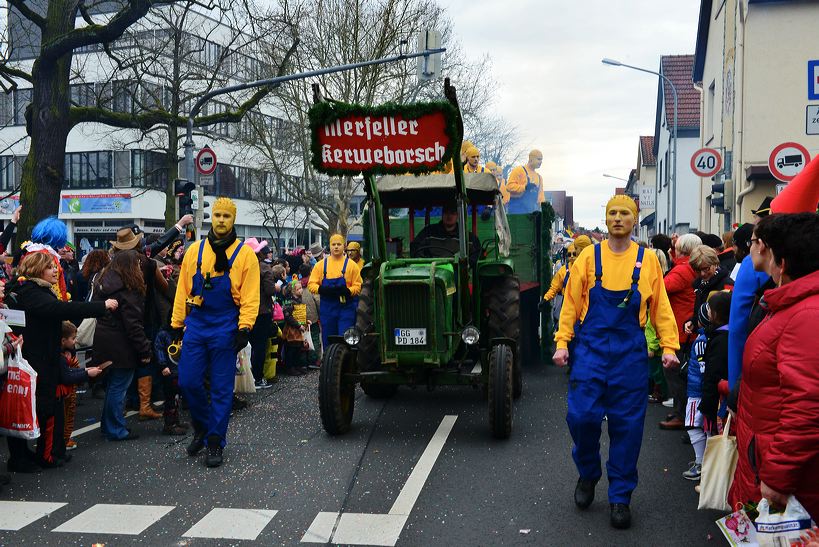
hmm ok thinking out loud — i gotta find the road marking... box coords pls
[302,414,457,546]
[182,508,278,540]
[0,501,67,531]
[70,411,138,438]
[52,504,174,535]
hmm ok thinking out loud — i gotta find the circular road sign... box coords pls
[769,142,811,182]
[196,146,217,176]
[690,147,723,178]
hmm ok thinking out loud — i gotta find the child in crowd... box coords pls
[683,306,709,481]
[645,318,666,404]
[281,279,309,376]
[154,324,188,436]
[55,321,103,461]
[698,291,732,437]
[299,264,321,368]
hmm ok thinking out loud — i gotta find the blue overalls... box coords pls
[178,241,243,448]
[566,244,648,504]
[319,257,358,348]
[507,167,541,214]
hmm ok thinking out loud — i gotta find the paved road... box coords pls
[0,361,725,545]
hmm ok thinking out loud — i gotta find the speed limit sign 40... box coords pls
[691,148,723,178]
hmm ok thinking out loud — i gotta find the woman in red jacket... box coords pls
[659,233,701,429]
[729,213,819,520]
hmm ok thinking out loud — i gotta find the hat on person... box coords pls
[605,195,638,218]
[751,196,773,217]
[573,235,593,253]
[346,241,361,251]
[702,233,723,249]
[168,237,184,255]
[465,146,480,159]
[259,245,272,255]
[110,226,143,250]
[309,242,323,255]
[330,234,345,246]
[485,161,498,171]
[697,302,711,328]
[244,237,269,255]
[733,223,755,252]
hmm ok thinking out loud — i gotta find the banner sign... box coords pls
[60,194,132,214]
[0,195,20,215]
[309,101,458,176]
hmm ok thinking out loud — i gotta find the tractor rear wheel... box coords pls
[485,276,522,399]
[488,343,513,439]
[319,343,355,435]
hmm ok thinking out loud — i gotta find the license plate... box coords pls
[394,328,426,345]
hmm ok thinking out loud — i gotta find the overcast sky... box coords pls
[444,0,700,228]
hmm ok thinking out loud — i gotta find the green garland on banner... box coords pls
[308,100,459,177]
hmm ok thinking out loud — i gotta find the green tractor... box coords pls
[319,171,522,439]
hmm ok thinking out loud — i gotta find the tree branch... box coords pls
[6,0,46,29]
[0,64,33,85]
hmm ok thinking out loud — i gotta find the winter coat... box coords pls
[729,270,819,521]
[663,255,697,345]
[92,268,151,370]
[687,331,707,398]
[7,278,106,410]
[257,259,277,317]
[698,325,729,421]
[691,267,733,329]
[302,286,320,324]
[718,249,736,274]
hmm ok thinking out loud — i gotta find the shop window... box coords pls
[63,151,113,189]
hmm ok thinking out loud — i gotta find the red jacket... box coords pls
[729,270,819,520]
[663,256,696,346]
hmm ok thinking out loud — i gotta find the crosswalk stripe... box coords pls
[52,504,175,535]
[0,501,67,531]
[182,508,278,540]
[70,411,139,438]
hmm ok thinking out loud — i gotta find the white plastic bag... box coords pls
[698,414,738,511]
[755,496,815,547]
[305,325,315,352]
[75,317,97,348]
[234,343,255,394]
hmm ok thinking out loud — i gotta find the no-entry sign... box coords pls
[768,142,811,182]
[196,146,217,176]
[690,148,722,178]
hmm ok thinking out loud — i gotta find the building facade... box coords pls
[694,0,819,232]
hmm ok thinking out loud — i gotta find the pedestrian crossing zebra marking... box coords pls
[182,508,278,540]
[0,501,67,531]
[52,503,175,535]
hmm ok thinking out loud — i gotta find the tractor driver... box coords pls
[410,202,481,267]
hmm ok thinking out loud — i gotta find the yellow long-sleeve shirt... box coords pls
[555,241,679,355]
[307,255,363,296]
[506,165,545,204]
[171,239,261,331]
[543,265,568,302]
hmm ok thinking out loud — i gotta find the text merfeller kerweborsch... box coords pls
[317,111,451,172]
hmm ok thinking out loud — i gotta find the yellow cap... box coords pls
[346,241,361,251]
[461,140,474,154]
[573,235,592,253]
[605,195,638,218]
[212,196,237,216]
[330,234,345,245]
[485,161,498,170]
[465,146,480,158]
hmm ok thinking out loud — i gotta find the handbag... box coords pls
[76,317,97,348]
[272,301,284,321]
[0,347,40,439]
[698,414,738,511]
[234,343,256,394]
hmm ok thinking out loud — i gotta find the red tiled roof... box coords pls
[660,55,700,128]
[640,136,656,166]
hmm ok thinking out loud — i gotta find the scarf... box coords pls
[207,228,238,273]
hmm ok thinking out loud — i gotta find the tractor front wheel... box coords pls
[319,343,355,435]
[488,343,513,439]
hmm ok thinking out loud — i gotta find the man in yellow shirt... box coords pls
[346,241,365,268]
[553,195,679,529]
[308,234,363,348]
[463,146,489,174]
[506,150,545,214]
[172,197,260,468]
[542,235,593,303]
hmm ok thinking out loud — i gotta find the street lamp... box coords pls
[603,173,629,182]
[602,57,678,230]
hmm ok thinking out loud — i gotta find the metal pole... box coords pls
[183,47,446,187]
[605,61,679,232]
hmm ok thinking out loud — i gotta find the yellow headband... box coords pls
[605,195,638,218]
[346,241,361,251]
[573,235,592,253]
[212,197,237,216]
[330,234,345,245]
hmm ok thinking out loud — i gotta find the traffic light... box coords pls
[174,179,195,217]
[711,179,725,211]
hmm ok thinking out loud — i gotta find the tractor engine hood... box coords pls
[381,261,456,295]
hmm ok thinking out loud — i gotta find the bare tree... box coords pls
[241,0,518,238]
[0,0,297,235]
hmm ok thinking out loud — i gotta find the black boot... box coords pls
[610,503,631,529]
[186,424,206,456]
[163,409,189,436]
[574,478,597,509]
[205,435,223,468]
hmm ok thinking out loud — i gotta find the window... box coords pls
[13,88,31,125]
[664,150,670,187]
[657,160,663,194]
[70,83,95,108]
[64,151,113,189]
[132,150,168,190]
[112,80,134,113]
[707,80,715,140]
[0,156,14,191]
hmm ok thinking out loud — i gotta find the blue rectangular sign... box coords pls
[809,60,819,100]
